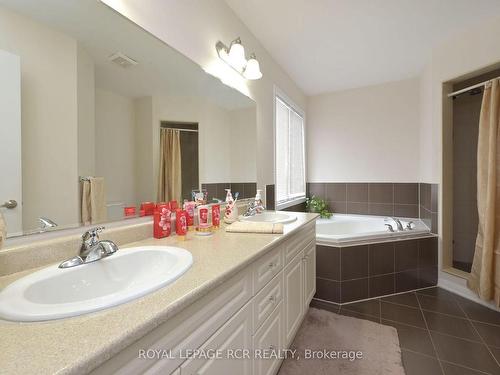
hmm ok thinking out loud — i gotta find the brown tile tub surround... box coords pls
[307,182,419,217]
[315,236,438,303]
[311,287,500,375]
[201,182,257,201]
[307,182,439,234]
[420,182,439,234]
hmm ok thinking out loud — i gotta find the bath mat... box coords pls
[278,308,405,375]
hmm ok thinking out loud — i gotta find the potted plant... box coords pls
[306,196,333,218]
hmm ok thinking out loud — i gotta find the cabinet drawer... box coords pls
[284,222,315,264]
[253,272,283,333]
[253,301,283,375]
[253,245,283,294]
[180,302,253,375]
[93,270,253,375]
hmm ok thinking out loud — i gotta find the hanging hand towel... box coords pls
[225,221,284,234]
[81,177,107,225]
[0,211,6,248]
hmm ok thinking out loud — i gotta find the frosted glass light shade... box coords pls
[244,57,262,80]
[228,41,246,71]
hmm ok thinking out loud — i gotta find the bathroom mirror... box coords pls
[0,0,256,238]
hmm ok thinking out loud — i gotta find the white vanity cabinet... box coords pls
[92,221,316,375]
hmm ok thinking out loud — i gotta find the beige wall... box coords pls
[307,78,420,182]
[229,107,257,183]
[0,6,79,230]
[77,44,96,178]
[95,88,137,207]
[101,0,307,191]
[133,96,155,204]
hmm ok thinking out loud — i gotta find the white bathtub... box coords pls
[316,214,431,246]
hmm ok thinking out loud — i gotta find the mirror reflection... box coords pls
[0,0,256,238]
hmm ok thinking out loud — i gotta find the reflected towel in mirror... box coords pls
[81,177,107,225]
[0,211,6,248]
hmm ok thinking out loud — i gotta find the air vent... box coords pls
[108,52,138,68]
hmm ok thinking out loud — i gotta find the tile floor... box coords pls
[311,287,500,375]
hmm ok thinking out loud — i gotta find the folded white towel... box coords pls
[225,221,284,234]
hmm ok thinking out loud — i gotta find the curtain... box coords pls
[157,128,182,203]
[468,78,500,307]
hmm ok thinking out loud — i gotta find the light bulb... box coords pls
[228,39,247,72]
[243,55,262,80]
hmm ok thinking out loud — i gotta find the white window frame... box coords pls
[273,86,306,210]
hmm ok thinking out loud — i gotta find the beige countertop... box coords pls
[0,212,318,375]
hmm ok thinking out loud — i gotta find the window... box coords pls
[275,91,305,208]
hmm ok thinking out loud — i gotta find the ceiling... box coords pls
[225,0,500,95]
[0,0,255,110]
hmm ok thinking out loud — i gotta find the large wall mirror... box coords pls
[0,0,256,238]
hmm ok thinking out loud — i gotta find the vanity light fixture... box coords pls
[216,38,262,80]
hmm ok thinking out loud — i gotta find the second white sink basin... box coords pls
[240,211,297,224]
[0,246,193,322]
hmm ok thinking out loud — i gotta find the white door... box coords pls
[0,49,22,236]
[304,242,316,307]
[284,251,303,346]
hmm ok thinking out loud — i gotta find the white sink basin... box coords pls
[0,246,193,322]
[240,212,297,224]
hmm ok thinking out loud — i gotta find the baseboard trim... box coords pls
[438,274,500,312]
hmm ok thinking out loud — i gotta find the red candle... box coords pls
[212,204,220,228]
[141,202,155,216]
[176,209,188,237]
[153,207,171,239]
[198,205,209,226]
[124,206,136,217]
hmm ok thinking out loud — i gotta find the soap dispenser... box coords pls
[224,188,238,223]
[254,189,264,214]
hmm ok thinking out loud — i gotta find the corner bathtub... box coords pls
[316,214,431,246]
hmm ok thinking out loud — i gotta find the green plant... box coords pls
[306,196,333,218]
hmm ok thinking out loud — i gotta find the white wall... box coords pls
[101,0,307,191]
[95,88,137,207]
[0,6,79,230]
[307,78,420,182]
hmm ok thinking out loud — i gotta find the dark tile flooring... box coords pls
[311,287,500,375]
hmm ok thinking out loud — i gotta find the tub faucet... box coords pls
[391,217,404,231]
[59,226,118,268]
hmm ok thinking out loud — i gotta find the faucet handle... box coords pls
[82,226,105,243]
[385,224,395,232]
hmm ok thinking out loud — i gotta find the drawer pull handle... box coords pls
[268,262,275,268]
[269,295,277,303]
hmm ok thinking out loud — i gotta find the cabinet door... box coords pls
[180,303,253,375]
[283,251,304,346]
[303,242,316,307]
[253,302,284,375]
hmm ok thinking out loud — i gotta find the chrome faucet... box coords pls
[243,201,258,217]
[39,217,58,230]
[59,226,118,268]
[391,217,404,231]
